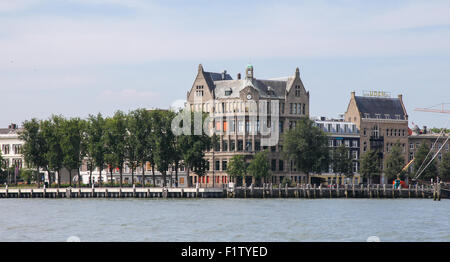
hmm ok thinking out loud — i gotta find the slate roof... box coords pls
[212,77,292,99]
[0,128,22,135]
[355,96,406,120]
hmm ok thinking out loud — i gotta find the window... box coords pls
[290,103,293,114]
[280,102,285,114]
[222,140,228,152]
[328,124,332,133]
[237,140,243,151]
[352,150,358,160]
[352,140,358,148]
[230,140,235,151]
[195,85,204,96]
[336,124,340,133]
[329,139,334,147]
[279,160,284,171]
[295,85,301,96]
[352,162,358,173]
[215,160,220,171]
[384,114,390,119]
[225,89,232,96]
[222,160,227,171]
[410,143,414,150]
[245,141,252,151]
[302,103,305,114]
[279,121,284,133]
[345,140,350,147]
[271,159,277,171]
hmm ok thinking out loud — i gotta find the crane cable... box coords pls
[414,119,449,178]
[414,134,450,180]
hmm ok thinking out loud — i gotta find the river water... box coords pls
[0,199,448,242]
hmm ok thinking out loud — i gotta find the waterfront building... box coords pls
[186,64,310,186]
[313,117,361,185]
[0,123,25,169]
[344,92,409,184]
[407,126,449,174]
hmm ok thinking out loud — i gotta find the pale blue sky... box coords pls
[1,0,450,128]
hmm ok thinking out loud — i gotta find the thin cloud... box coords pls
[102,89,159,100]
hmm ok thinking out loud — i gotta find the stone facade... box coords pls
[186,64,310,187]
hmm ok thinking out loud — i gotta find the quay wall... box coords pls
[0,184,447,200]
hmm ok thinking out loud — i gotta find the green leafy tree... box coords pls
[227,155,247,185]
[384,142,406,181]
[359,149,381,184]
[87,113,107,186]
[283,117,329,184]
[128,109,153,187]
[414,142,438,181]
[105,111,128,187]
[247,150,271,186]
[153,110,176,187]
[439,150,450,181]
[61,117,84,187]
[177,111,211,187]
[19,118,49,187]
[125,111,140,185]
[19,169,34,184]
[41,116,64,187]
[332,144,353,184]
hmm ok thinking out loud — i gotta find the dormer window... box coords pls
[225,89,232,96]
[364,113,370,118]
[295,85,301,96]
[375,114,381,119]
[395,114,401,120]
[384,114,390,119]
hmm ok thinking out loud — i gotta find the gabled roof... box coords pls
[354,96,406,120]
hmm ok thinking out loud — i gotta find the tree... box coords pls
[19,169,34,184]
[125,111,140,185]
[384,142,406,181]
[414,142,438,181]
[332,144,353,185]
[359,149,381,184]
[86,114,107,186]
[61,117,84,187]
[105,111,128,187]
[153,110,176,187]
[283,117,329,184]
[227,155,247,185]
[177,110,211,187]
[247,150,271,186]
[128,109,153,187]
[439,150,450,181]
[41,116,64,187]
[19,118,49,187]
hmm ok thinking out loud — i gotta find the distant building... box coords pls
[313,118,361,185]
[345,92,409,184]
[0,123,24,169]
[408,127,449,174]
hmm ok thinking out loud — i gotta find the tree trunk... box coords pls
[78,168,81,187]
[36,166,40,188]
[175,161,179,188]
[89,166,93,187]
[69,169,72,187]
[99,168,102,187]
[152,165,156,186]
[162,171,166,187]
[119,167,123,188]
[131,166,134,185]
[110,167,113,186]
[57,169,61,188]
[141,162,145,187]
[186,164,191,187]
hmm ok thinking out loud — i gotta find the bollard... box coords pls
[180,188,184,198]
[319,184,323,198]
[250,183,254,198]
[244,184,247,198]
[344,184,348,198]
[360,184,364,198]
[408,185,411,198]
[105,188,108,198]
[18,189,21,198]
[278,183,282,198]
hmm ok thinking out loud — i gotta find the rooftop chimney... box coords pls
[237,73,241,80]
[423,126,427,134]
[222,70,227,80]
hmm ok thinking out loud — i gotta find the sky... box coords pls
[1,0,450,129]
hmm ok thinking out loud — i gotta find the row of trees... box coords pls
[18,109,211,188]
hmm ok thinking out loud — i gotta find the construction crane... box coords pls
[415,103,450,114]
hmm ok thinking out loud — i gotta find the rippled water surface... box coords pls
[0,199,448,242]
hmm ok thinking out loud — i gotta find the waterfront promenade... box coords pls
[0,183,446,199]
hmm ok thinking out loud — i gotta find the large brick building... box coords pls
[344,92,409,184]
[186,64,310,186]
